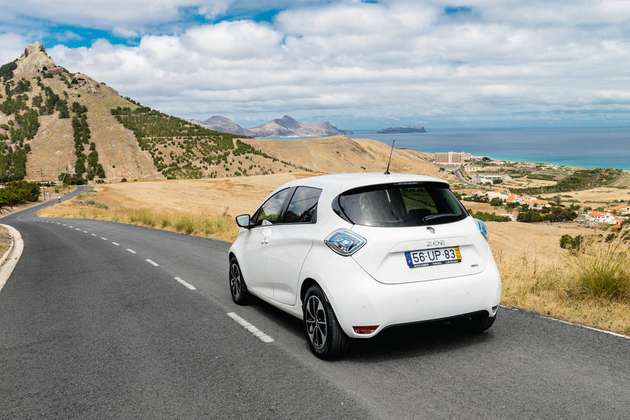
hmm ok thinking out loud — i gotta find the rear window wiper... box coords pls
[421,213,459,223]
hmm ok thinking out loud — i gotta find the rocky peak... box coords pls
[23,42,47,58]
[274,115,300,129]
[14,42,57,79]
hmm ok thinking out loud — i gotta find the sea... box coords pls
[350,127,630,170]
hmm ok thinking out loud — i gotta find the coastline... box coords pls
[349,127,630,171]
[253,133,630,172]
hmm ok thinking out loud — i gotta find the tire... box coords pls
[457,311,496,334]
[303,285,350,360]
[228,257,250,305]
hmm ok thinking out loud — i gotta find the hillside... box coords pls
[0,43,296,183]
[246,136,443,177]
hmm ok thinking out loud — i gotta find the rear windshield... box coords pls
[334,182,467,227]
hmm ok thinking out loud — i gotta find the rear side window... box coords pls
[284,187,322,223]
[251,188,292,226]
[334,182,467,227]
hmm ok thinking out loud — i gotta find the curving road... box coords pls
[0,189,629,419]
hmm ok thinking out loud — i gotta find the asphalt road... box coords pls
[1,189,629,419]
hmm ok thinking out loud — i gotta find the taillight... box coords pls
[324,229,366,256]
[353,325,379,334]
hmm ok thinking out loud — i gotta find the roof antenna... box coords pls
[384,139,396,175]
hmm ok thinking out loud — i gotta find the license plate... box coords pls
[404,246,462,268]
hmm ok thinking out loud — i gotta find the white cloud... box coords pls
[112,27,139,38]
[0,33,28,64]
[4,0,629,126]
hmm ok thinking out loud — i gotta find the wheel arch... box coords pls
[299,277,320,305]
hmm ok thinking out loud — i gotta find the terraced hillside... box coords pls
[111,104,296,179]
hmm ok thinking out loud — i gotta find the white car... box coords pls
[228,173,501,359]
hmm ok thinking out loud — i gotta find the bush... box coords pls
[0,60,17,81]
[472,211,511,222]
[517,207,577,223]
[0,180,40,208]
[560,234,583,253]
[572,240,629,300]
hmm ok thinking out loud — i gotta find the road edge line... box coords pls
[0,224,24,293]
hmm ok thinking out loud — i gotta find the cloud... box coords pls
[112,27,139,39]
[0,33,29,64]
[1,1,331,30]
[5,0,630,126]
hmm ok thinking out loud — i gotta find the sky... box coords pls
[1,0,630,129]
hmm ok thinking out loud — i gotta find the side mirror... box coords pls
[235,214,251,228]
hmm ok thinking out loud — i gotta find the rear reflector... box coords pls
[353,325,379,334]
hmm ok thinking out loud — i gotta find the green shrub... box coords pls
[472,211,511,222]
[0,180,40,208]
[560,234,583,253]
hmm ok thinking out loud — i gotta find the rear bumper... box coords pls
[301,246,501,338]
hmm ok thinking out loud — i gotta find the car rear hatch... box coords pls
[333,180,489,285]
[351,218,489,284]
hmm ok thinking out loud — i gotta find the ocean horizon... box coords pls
[350,127,630,170]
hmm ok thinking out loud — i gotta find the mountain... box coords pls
[0,43,296,183]
[249,115,347,137]
[195,114,348,138]
[195,115,255,137]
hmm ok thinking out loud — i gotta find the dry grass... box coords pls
[40,193,240,241]
[502,177,557,189]
[247,136,445,179]
[540,186,630,207]
[491,222,630,335]
[463,200,515,216]
[38,173,308,241]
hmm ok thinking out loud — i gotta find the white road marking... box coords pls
[112,242,120,246]
[91,233,97,237]
[82,230,89,234]
[126,248,137,254]
[174,276,196,290]
[145,258,159,267]
[226,312,274,343]
[101,237,107,241]
[75,228,81,231]
[68,225,73,228]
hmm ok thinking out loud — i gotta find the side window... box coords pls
[284,187,322,224]
[251,188,292,227]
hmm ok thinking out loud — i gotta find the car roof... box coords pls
[281,172,449,195]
